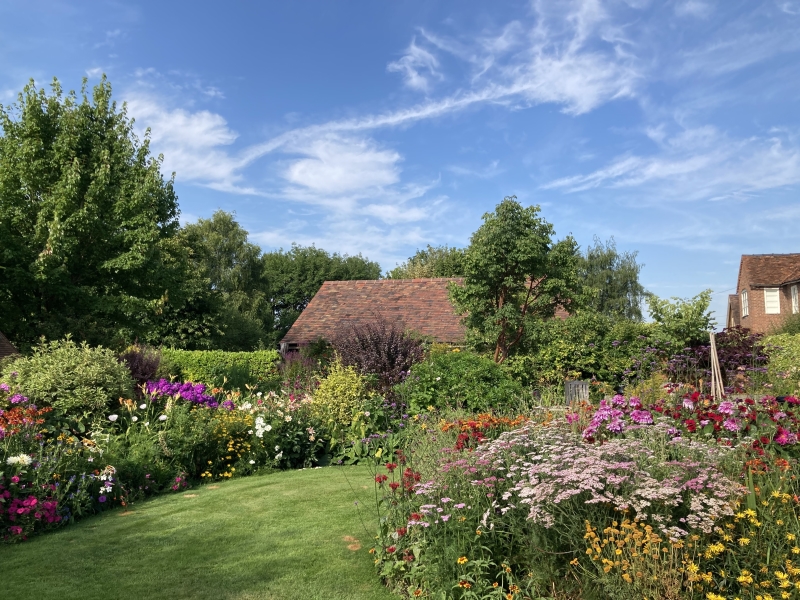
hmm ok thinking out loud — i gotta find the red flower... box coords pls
[684,419,697,433]
[385,462,398,472]
[386,545,396,554]
[389,482,400,491]
[396,527,407,537]
[375,474,388,484]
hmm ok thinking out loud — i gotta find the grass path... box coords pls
[1,466,396,600]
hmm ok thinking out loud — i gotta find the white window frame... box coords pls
[764,287,781,315]
[792,284,799,314]
[741,289,749,318]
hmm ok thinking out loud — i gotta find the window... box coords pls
[764,288,780,314]
[793,284,799,314]
[741,290,749,318]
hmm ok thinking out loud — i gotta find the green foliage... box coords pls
[508,313,655,388]
[1,338,133,428]
[261,244,381,347]
[311,359,369,428]
[0,77,218,350]
[579,236,648,321]
[773,312,800,335]
[158,349,280,390]
[763,333,800,394]
[449,196,582,363]
[646,289,716,349]
[387,244,466,279]
[181,210,269,350]
[396,349,524,412]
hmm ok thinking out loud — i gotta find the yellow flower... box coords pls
[457,556,468,565]
[476,529,482,536]
[570,558,579,566]
[739,537,751,546]
[707,593,725,600]
[787,533,797,541]
[792,546,800,554]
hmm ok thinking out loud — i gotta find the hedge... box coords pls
[159,349,281,390]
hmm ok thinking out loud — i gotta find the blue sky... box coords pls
[2,1,800,323]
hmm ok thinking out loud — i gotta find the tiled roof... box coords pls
[0,331,18,360]
[739,254,800,288]
[281,278,466,345]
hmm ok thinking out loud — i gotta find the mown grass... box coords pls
[1,466,395,600]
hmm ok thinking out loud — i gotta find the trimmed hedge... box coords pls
[159,349,281,390]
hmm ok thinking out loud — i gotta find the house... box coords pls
[726,254,800,333]
[280,278,466,353]
[0,331,19,361]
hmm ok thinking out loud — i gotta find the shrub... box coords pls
[311,359,368,428]
[0,338,133,430]
[332,317,425,394]
[396,349,524,412]
[764,332,800,395]
[118,344,161,389]
[158,349,280,389]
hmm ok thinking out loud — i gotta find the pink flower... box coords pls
[10,476,19,484]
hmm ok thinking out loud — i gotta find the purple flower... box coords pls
[98,495,107,503]
[606,419,625,433]
[723,418,739,432]
[9,394,27,404]
[630,410,653,425]
[717,401,734,415]
[0,383,9,392]
[611,394,627,407]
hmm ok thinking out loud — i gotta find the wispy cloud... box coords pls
[387,37,442,92]
[543,125,800,202]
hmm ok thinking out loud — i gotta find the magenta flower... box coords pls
[565,412,579,424]
[630,410,653,424]
[717,401,734,415]
[723,418,739,432]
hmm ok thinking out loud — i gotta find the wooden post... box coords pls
[709,332,724,400]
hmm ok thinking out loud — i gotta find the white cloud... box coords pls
[283,134,401,194]
[124,94,240,185]
[387,38,442,92]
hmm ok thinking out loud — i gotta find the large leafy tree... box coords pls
[181,210,268,350]
[579,236,648,321]
[647,290,716,349]
[0,77,217,349]
[387,244,466,279]
[262,245,381,346]
[450,197,582,363]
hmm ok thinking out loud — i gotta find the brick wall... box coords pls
[739,283,795,334]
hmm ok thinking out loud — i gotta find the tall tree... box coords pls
[0,77,218,350]
[580,236,648,321]
[647,290,716,349]
[450,197,581,363]
[387,244,466,279]
[262,245,381,346]
[181,210,268,350]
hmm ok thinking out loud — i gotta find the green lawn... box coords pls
[1,466,397,600]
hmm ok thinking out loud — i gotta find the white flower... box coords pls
[284,415,292,422]
[265,424,272,432]
[275,452,283,460]
[158,415,167,421]
[132,416,139,422]
[144,422,150,427]
[139,404,147,410]
[248,430,253,435]
[249,460,255,465]
[6,454,31,466]
[108,414,119,422]
[275,445,281,452]
[257,392,263,397]
[87,457,94,462]
[435,377,441,381]
[364,411,370,417]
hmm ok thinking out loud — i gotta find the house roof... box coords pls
[727,294,740,326]
[738,253,800,289]
[0,331,18,360]
[281,278,466,345]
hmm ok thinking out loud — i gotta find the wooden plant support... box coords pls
[708,331,725,400]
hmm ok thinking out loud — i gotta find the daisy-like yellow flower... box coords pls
[739,537,751,546]
[787,533,796,541]
[457,556,468,565]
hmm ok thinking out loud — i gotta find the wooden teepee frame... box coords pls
[708,331,725,400]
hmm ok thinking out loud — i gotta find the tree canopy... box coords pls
[579,236,648,321]
[387,245,466,279]
[0,77,217,350]
[261,245,381,346]
[449,196,582,363]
